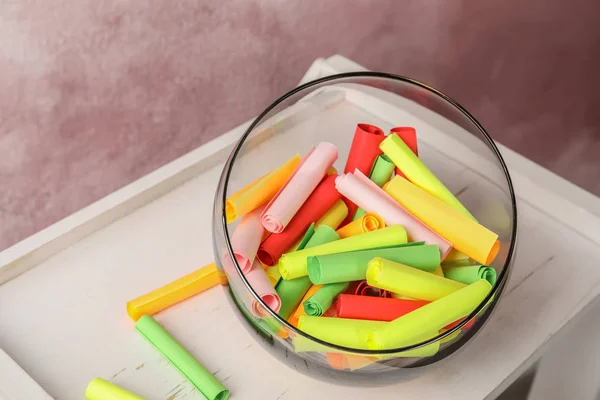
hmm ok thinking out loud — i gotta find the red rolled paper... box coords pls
[355,280,391,298]
[390,127,418,178]
[336,294,475,330]
[257,175,341,266]
[342,124,386,221]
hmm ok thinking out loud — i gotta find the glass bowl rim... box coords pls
[218,71,518,355]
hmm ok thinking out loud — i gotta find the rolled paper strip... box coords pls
[326,353,378,371]
[136,315,230,400]
[336,171,452,258]
[261,142,338,233]
[443,265,497,286]
[380,134,474,219]
[127,263,226,322]
[390,127,418,179]
[257,174,341,266]
[227,206,265,274]
[367,258,466,301]
[246,260,281,317]
[275,225,340,319]
[278,225,408,280]
[343,123,386,221]
[295,316,439,357]
[337,294,428,321]
[265,266,282,286]
[303,282,349,316]
[307,244,440,285]
[391,293,419,301]
[225,155,301,223]
[85,378,143,400]
[384,176,500,265]
[355,280,390,297]
[315,199,348,230]
[444,249,472,263]
[432,265,445,277]
[369,154,396,187]
[336,212,385,239]
[288,284,323,327]
[367,280,492,350]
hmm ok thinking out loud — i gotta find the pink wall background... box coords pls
[1,0,599,250]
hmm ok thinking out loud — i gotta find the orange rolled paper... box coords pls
[336,212,385,239]
[225,155,301,223]
[126,263,227,322]
[384,176,499,265]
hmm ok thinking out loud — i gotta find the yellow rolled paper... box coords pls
[315,199,349,230]
[295,316,439,357]
[265,266,281,286]
[384,176,500,265]
[288,284,323,327]
[368,280,492,350]
[336,212,385,239]
[367,258,465,301]
[432,265,445,277]
[225,155,301,222]
[380,134,474,219]
[278,225,408,280]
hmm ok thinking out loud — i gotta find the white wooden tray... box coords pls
[2,55,600,400]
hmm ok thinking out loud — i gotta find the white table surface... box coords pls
[1,55,600,400]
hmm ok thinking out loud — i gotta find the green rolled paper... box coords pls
[443,265,497,286]
[279,225,408,280]
[275,224,340,318]
[295,316,439,357]
[85,378,143,400]
[367,257,465,301]
[307,244,440,285]
[353,155,395,219]
[367,279,493,350]
[303,282,349,316]
[136,315,230,400]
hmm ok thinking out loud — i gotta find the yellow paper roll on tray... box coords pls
[380,134,474,219]
[127,263,227,322]
[384,176,500,265]
[225,155,301,222]
[278,225,408,280]
[336,212,385,239]
[367,258,465,301]
[315,199,349,230]
[85,378,143,400]
[368,280,492,350]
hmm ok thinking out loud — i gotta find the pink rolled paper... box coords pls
[335,170,452,259]
[246,260,281,317]
[228,206,266,274]
[261,142,338,233]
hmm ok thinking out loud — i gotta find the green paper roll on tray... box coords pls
[379,133,475,220]
[367,280,493,350]
[443,265,497,286]
[303,282,349,316]
[275,224,340,319]
[295,316,440,357]
[135,315,230,400]
[279,225,408,280]
[366,258,465,301]
[353,154,395,219]
[307,244,440,285]
[85,378,143,400]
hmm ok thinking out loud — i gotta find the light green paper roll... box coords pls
[85,378,143,400]
[275,224,340,318]
[369,154,395,187]
[295,316,439,357]
[136,315,230,400]
[303,282,348,316]
[367,257,465,301]
[443,265,497,286]
[279,225,408,280]
[368,280,493,350]
[380,134,475,220]
[307,244,440,285]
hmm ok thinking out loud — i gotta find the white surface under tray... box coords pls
[1,55,600,400]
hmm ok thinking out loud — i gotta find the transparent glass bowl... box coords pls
[212,72,517,384]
